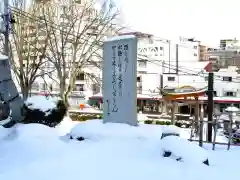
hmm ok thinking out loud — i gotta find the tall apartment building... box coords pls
[8,2,50,92]
[25,0,105,102]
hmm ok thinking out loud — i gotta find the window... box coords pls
[224,91,236,97]
[194,53,197,56]
[76,73,85,80]
[65,71,69,78]
[206,90,217,96]
[74,84,84,91]
[194,46,198,49]
[49,84,53,91]
[138,71,147,74]
[75,0,81,4]
[137,76,141,82]
[223,76,232,82]
[31,63,38,68]
[213,91,217,96]
[137,85,142,94]
[92,84,100,93]
[168,76,175,81]
[52,84,60,91]
[39,83,47,91]
[31,82,39,90]
[138,61,147,68]
[160,47,163,50]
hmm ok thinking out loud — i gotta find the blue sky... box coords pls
[117,0,240,46]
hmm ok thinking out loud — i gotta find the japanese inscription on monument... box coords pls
[103,35,137,126]
[111,45,118,112]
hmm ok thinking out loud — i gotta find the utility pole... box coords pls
[3,0,9,56]
[199,103,204,147]
[207,70,214,142]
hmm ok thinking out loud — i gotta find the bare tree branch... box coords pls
[40,0,121,105]
[7,1,52,99]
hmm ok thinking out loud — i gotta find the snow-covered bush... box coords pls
[22,96,67,127]
[160,135,209,166]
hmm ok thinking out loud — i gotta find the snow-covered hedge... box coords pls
[22,96,67,127]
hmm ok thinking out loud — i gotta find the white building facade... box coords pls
[136,35,206,95]
[135,35,240,104]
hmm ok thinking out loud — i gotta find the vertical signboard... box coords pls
[103,35,137,126]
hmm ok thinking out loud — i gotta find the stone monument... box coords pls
[0,53,23,127]
[102,35,138,126]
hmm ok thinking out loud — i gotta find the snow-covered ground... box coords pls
[0,95,239,180]
[0,118,239,180]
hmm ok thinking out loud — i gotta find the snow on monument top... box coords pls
[0,53,8,61]
[104,35,136,42]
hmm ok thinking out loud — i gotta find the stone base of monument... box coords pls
[160,135,210,166]
[22,98,67,128]
[0,101,15,128]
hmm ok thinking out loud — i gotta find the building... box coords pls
[13,0,104,105]
[207,38,240,68]
[220,38,238,50]
[163,38,240,111]
[93,33,206,97]
[162,37,210,89]
[199,45,210,61]
[118,32,170,95]
[90,33,205,98]
[88,33,240,114]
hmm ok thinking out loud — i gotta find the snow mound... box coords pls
[160,125,181,139]
[25,96,56,112]
[161,125,180,134]
[160,135,209,164]
[0,118,240,180]
[70,120,162,141]
[14,123,59,140]
[56,116,79,136]
[0,125,14,140]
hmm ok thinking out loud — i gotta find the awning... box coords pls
[89,93,162,100]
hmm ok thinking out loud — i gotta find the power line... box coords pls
[9,6,240,85]
[140,55,240,83]
[9,6,115,45]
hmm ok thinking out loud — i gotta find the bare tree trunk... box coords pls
[21,86,29,100]
[59,80,70,107]
[63,93,69,107]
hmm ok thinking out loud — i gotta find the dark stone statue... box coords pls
[0,54,24,128]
